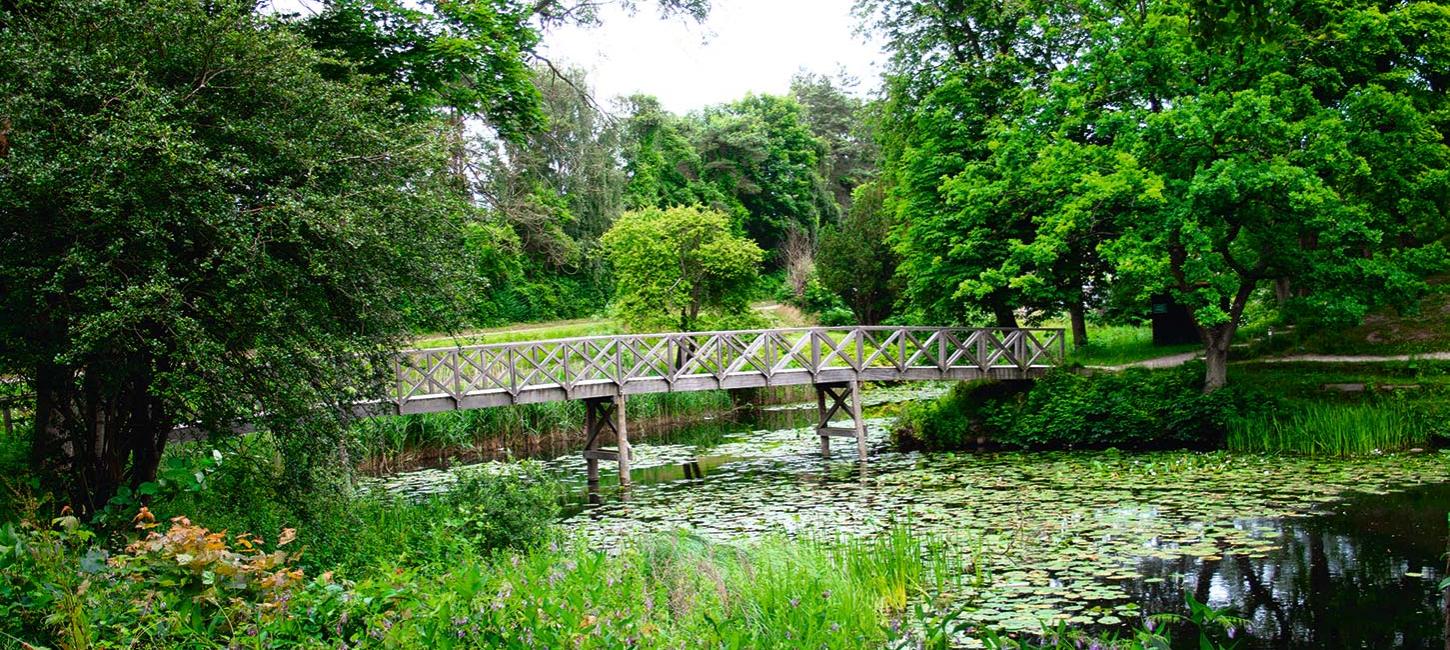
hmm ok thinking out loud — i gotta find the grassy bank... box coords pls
[895,360,1450,457]
[0,462,965,650]
[349,386,813,474]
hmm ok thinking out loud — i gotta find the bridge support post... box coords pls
[814,380,866,460]
[583,395,630,490]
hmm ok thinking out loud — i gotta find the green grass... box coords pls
[1227,400,1427,456]
[350,389,745,472]
[5,501,966,649]
[1041,321,1201,366]
[413,317,623,349]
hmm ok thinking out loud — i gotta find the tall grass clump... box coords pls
[1227,401,1425,456]
[349,390,745,470]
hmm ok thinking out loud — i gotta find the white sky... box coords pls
[268,0,885,114]
[539,0,885,113]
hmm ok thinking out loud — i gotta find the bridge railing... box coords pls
[392,327,1064,413]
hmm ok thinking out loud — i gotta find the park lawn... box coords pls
[1041,320,1202,367]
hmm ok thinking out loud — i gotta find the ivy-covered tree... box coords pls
[620,95,731,212]
[621,94,836,258]
[602,206,764,332]
[695,94,837,253]
[0,0,475,513]
[469,66,625,323]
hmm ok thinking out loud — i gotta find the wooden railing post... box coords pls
[810,330,821,376]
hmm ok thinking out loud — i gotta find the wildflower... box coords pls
[1144,618,1155,632]
[829,622,840,633]
[789,597,800,608]
[1227,627,1237,639]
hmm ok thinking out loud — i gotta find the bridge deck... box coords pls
[386,326,1064,416]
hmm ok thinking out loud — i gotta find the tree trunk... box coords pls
[990,298,1018,329]
[1273,278,1292,305]
[1201,322,1236,392]
[1068,301,1088,348]
[31,361,170,516]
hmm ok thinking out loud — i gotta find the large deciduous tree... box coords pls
[602,206,763,332]
[867,0,1450,389]
[0,0,472,513]
[1104,0,1450,390]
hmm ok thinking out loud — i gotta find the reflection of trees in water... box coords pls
[1129,505,1446,649]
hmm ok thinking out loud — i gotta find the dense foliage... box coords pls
[895,364,1269,451]
[621,94,840,258]
[863,0,1450,388]
[0,0,475,513]
[602,206,765,332]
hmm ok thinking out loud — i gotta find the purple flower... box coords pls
[1227,627,1237,639]
[789,597,800,608]
[1144,618,1155,632]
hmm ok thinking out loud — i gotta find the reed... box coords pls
[1227,401,1425,456]
[349,386,811,471]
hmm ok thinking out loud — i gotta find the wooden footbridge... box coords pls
[385,326,1064,487]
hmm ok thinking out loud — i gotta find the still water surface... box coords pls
[378,390,1450,648]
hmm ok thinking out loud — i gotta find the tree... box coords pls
[470,66,625,323]
[789,70,878,210]
[1105,0,1450,390]
[619,95,731,213]
[817,180,898,324]
[869,0,1450,389]
[698,94,838,254]
[621,94,837,258]
[864,0,1089,327]
[602,206,764,332]
[0,0,472,513]
[301,0,711,136]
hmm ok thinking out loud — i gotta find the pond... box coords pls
[375,387,1450,648]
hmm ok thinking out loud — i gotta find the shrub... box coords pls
[895,363,1271,451]
[439,462,561,556]
[893,380,1030,451]
[153,439,563,574]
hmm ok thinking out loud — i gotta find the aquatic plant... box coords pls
[349,389,761,472]
[1227,400,1426,456]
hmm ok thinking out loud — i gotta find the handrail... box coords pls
[390,326,1065,413]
